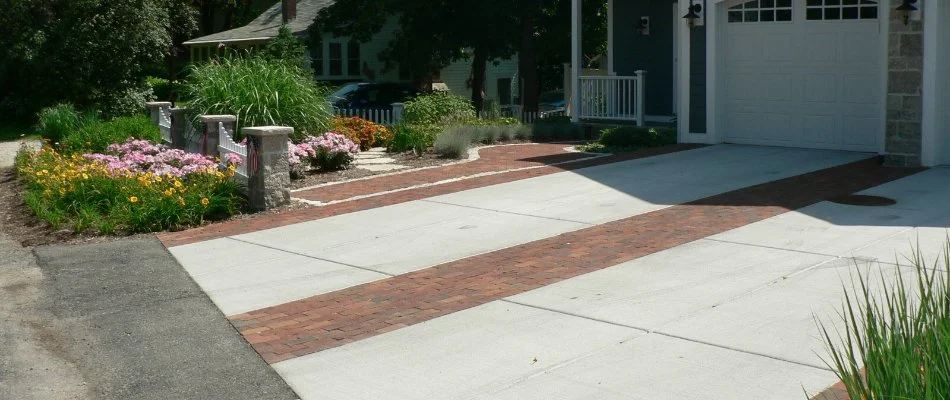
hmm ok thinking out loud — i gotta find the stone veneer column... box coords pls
[885,7,924,166]
[243,126,291,211]
[198,115,237,157]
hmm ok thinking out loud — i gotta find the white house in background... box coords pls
[183,0,520,107]
[569,0,948,167]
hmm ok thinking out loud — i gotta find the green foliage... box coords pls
[59,116,161,154]
[402,92,476,126]
[262,25,310,70]
[309,151,353,171]
[183,56,332,141]
[529,120,588,142]
[818,243,950,400]
[146,76,177,101]
[35,104,90,143]
[0,0,189,121]
[433,128,475,159]
[597,126,676,148]
[387,124,429,154]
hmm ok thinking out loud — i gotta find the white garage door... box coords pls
[720,0,882,152]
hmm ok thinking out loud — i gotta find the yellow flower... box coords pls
[200,197,210,206]
[177,197,185,206]
[174,180,182,188]
[163,189,174,196]
[155,176,163,183]
[82,173,89,179]
[129,196,139,203]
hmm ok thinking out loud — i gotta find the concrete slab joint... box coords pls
[884,9,924,167]
[244,126,292,211]
[199,114,237,157]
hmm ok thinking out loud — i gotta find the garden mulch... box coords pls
[158,143,702,248]
[227,156,923,364]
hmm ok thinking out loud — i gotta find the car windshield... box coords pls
[328,83,361,100]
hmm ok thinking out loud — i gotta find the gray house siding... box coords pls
[612,0,707,129]
[612,0,675,117]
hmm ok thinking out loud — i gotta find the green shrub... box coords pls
[59,116,161,154]
[597,126,676,148]
[35,104,88,143]
[818,243,950,400]
[146,76,176,101]
[388,124,429,155]
[402,92,476,126]
[529,121,587,142]
[91,84,156,119]
[183,55,332,141]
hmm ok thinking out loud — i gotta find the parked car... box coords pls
[538,90,565,111]
[328,82,420,110]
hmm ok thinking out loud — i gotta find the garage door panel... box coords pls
[721,0,882,152]
[802,115,839,145]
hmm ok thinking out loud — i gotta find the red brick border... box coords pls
[158,144,701,247]
[228,157,922,364]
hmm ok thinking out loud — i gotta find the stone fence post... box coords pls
[243,126,291,211]
[391,102,405,124]
[199,115,237,157]
[169,107,189,150]
[145,101,172,125]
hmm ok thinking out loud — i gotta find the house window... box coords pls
[347,41,361,77]
[727,0,792,23]
[806,0,877,20]
[328,42,343,76]
[312,44,324,76]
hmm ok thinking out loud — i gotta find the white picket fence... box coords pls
[334,107,401,126]
[158,107,172,144]
[576,71,646,125]
[217,122,248,179]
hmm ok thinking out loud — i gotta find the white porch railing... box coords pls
[158,107,172,144]
[217,122,248,179]
[576,71,645,125]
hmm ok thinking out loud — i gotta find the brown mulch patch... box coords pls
[287,150,458,190]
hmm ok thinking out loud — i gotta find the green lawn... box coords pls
[0,124,38,142]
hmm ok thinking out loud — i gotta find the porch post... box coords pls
[570,0,582,123]
[921,0,939,166]
[676,0,691,141]
[607,0,614,74]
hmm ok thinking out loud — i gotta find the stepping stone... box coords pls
[357,164,409,172]
[355,157,398,165]
[367,147,387,152]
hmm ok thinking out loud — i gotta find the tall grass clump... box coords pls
[35,103,95,143]
[817,241,950,400]
[183,55,332,141]
[433,122,532,159]
[59,116,161,153]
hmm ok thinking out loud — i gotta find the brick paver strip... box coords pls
[228,157,923,364]
[293,143,596,202]
[158,144,701,247]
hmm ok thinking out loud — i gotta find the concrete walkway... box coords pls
[0,140,41,168]
[163,145,946,399]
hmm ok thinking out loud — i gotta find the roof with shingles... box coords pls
[183,0,332,46]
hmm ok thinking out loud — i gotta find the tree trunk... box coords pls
[470,46,488,114]
[518,11,539,113]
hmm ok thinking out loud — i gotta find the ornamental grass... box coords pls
[15,140,242,233]
[818,242,950,400]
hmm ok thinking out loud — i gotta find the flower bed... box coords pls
[331,116,393,150]
[15,139,242,233]
[286,132,359,178]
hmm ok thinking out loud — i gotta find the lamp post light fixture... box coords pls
[682,2,703,28]
[896,0,918,25]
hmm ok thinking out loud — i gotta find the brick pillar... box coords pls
[884,7,924,166]
[244,126,291,211]
[169,108,189,150]
[199,115,237,157]
[145,102,172,125]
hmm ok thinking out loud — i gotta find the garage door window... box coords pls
[806,0,878,20]
[728,0,793,23]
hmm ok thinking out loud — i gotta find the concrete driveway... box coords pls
[166,145,945,399]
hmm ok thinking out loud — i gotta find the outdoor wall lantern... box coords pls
[682,1,703,28]
[896,0,918,25]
